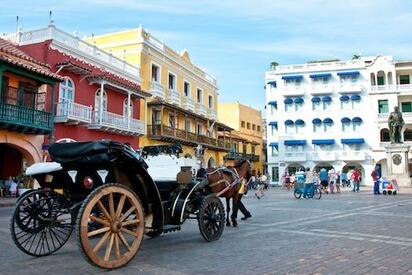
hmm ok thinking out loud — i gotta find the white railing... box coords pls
[339,82,362,92]
[282,152,307,162]
[150,81,165,98]
[166,89,180,105]
[338,151,367,161]
[208,108,217,120]
[310,83,334,94]
[91,110,145,135]
[311,151,336,161]
[274,60,361,73]
[6,26,140,80]
[55,101,92,123]
[182,97,194,111]
[397,84,412,92]
[370,85,395,92]
[282,85,305,95]
[195,103,208,117]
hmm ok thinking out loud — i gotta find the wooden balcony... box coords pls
[224,151,260,162]
[147,124,231,151]
[0,102,53,134]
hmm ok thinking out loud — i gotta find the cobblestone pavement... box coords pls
[1,187,412,274]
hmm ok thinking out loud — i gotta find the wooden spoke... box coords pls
[88,226,110,237]
[120,227,139,237]
[108,193,115,219]
[117,231,131,251]
[104,233,115,261]
[93,231,111,253]
[97,200,112,223]
[122,219,140,227]
[89,215,110,226]
[115,195,126,218]
[120,206,136,222]
[114,234,121,260]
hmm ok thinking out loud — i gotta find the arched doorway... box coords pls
[207,157,216,168]
[286,163,305,174]
[342,163,365,183]
[0,144,27,180]
[403,128,412,142]
[380,128,390,142]
[313,163,334,173]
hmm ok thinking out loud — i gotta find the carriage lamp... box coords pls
[83,177,94,189]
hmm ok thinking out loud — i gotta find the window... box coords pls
[247,122,251,129]
[404,129,412,141]
[152,110,161,124]
[241,121,245,128]
[342,122,351,132]
[252,124,256,131]
[95,89,107,113]
[400,75,410,85]
[401,102,412,112]
[231,143,238,152]
[323,101,331,110]
[185,118,191,132]
[196,123,203,135]
[208,95,213,108]
[352,98,361,109]
[168,73,176,90]
[285,103,293,112]
[271,146,278,157]
[285,79,301,87]
[169,114,176,128]
[271,125,277,135]
[380,128,390,142]
[242,144,247,154]
[295,102,303,111]
[296,124,304,134]
[197,88,203,103]
[312,101,321,111]
[286,125,294,134]
[341,100,350,110]
[313,124,322,133]
[378,100,389,113]
[184,81,190,97]
[344,143,362,151]
[59,78,74,102]
[123,99,133,117]
[257,126,261,132]
[271,166,279,182]
[312,77,328,85]
[270,105,277,115]
[251,145,256,154]
[377,76,385,86]
[340,75,358,83]
[151,64,160,82]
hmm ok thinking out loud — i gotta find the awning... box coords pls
[284,119,294,125]
[284,98,293,104]
[267,81,277,86]
[312,139,335,145]
[311,96,321,103]
[340,95,350,101]
[268,121,278,127]
[295,119,305,125]
[323,118,333,124]
[351,94,361,101]
[341,117,351,123]
[284,140,306,146]
[282,75,303,81]
[352,117,363,123]
[341,138,365,144]
[322,96,332,102]
[269,142,278,147]
[312,118,322,124]
[309,73,332,79]
[268,101,277,107]
[294,97,304,104]
[337,71,360,77]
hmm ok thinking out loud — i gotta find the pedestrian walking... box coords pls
[352,168,361,192]
[340,171,347,187]
[371,167,380,195]
[319,168,329,194]
[335,170,341,193]
[303,167,314,198]
[238,178,252,220]
[328,168,336,194]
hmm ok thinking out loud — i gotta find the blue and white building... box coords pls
[265,56,412,186]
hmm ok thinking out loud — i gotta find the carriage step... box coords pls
[162,225,181,233]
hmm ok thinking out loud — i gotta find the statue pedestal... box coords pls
[384,144,411,187]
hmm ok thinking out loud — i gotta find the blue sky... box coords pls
[2,0,412,112]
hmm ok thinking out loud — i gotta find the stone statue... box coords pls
[388,106,404,143]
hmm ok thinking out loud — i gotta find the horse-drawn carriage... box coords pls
[10,141,230,269]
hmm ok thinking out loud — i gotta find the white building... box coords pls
[265,55,412,186]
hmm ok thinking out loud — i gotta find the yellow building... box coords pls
[218,102,264,174]
[86,28,232,166]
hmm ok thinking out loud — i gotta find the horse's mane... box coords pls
[234,159,248,168]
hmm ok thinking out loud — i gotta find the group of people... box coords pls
[282,167,363,194]
[0,176,19,197]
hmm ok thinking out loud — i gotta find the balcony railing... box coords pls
[309,84,334,94]
[281,152,307,162]
[311,151,336,161]
[195,103,207,117]
[55,101,92,123]
[166,89,180,105]
[338,150,370,161]
[181,96,194,111]
[208,108,217,120]
[224,151,260,162]
[150,81,165,99]
[148,124,230,151]
[89,110,145,136]
[338,82,362,93]
[282,85,305,95]
[0,102,52,134]
[396,84,412,92]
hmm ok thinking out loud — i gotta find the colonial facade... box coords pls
[86,28,232,166]
[265,55,412,186]
[218,102,263,174]
[6,24,149,149]
[0,38,62,180]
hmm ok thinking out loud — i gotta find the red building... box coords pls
[10,24,149,149]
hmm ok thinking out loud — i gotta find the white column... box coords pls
[127,92,131,128]
[99,81,104,124]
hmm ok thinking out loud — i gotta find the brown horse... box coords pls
[205,159,252,227]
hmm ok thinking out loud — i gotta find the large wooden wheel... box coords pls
[197,195,225,242]
[11,189,73,256]
[77,183,145,269]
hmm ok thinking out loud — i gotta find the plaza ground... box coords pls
[1,187,412,274]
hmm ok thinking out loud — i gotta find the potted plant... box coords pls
[270,61,279,70]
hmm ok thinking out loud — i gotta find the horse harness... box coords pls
[207,166,242,196]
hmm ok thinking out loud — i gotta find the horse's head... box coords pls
[234,159,252,181]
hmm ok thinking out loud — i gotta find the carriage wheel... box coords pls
[293,189,302,199]
[77,183,145,269]
[11,189,73,256]
[314,187,322,200]
[197,195,225,242]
